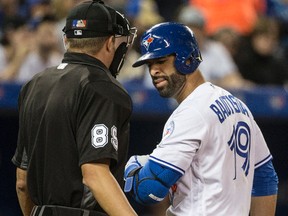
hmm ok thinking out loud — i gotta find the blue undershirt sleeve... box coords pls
[252,160,278,196]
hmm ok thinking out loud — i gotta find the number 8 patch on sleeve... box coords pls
[91,124,118,150]
[91,124,108,148]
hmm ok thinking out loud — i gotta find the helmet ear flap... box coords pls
[175,52,202,75]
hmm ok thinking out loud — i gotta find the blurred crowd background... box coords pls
[0,0,288,89]
[0,1,288,215]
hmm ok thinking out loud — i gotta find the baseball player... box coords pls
[124,22,278,215]
[12,1,137,216]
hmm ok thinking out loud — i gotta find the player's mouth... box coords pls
[153,77,167,89]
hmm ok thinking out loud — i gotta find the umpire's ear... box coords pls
[106,35,115,53]
[62,34,68,51]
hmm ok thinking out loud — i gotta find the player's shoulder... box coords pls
[178,82,251,119]
[181,82,217,109]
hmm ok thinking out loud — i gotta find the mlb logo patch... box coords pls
[74,30,82,36]
[72,19,87,28]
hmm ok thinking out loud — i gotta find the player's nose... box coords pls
[149,64,161,76]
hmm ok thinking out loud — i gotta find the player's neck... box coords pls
[176,70,205,103]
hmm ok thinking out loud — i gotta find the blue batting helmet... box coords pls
[132,22,202,74]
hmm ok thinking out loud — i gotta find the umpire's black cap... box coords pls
[63,0,131,38]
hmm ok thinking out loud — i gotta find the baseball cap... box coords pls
[63,0,132,38]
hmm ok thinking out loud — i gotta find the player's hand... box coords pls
[124,155,149,192]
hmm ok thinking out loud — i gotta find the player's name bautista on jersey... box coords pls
[210,94,250,123]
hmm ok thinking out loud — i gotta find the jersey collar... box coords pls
[62,52,107,69]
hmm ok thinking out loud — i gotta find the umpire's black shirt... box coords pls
[12,52,132,211]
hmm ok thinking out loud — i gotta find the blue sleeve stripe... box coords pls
[149,156,185,175]
[255,154,273,169]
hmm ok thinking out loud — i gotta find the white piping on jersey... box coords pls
[255,154,273,169]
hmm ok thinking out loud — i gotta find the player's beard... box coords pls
[154,72,186,98]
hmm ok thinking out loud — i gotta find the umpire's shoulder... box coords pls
[82,65,132,106]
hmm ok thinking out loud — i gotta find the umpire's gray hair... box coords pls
[66,36,109,55]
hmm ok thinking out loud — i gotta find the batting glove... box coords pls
[124,155,149,192]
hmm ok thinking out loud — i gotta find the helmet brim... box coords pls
[132,54,150,67]
[132,51,173,67]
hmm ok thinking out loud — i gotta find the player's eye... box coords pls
[153,58,167,65]
[157,59,166,64]
[146,56,168,69]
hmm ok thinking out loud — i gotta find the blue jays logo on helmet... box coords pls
[142,34,154,51]
[132,22,202,75]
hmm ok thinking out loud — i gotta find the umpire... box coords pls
[12,1,137,215]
